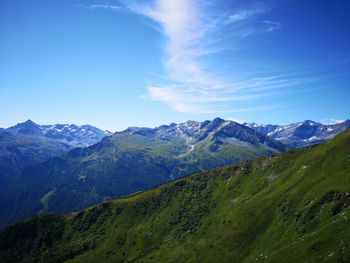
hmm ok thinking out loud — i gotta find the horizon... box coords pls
[1,0,350,131]
[1,117,349,133]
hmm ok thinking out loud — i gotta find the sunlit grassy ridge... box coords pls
[1,130,349,263]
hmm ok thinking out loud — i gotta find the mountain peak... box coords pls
[302,120,319,126]
[4,121,111,147]
[24,119,35,123]
[245,119,349,148]
[203,117,225,133]
[212,117,225,123]
[5,120,42,136]
[22,119,39,127]
[243,122,261,128]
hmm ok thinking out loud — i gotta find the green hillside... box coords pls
[0,132,70,186]
[1,129,349,263]
[0,119,287,228]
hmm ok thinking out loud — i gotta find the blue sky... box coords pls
[1,0,349,131]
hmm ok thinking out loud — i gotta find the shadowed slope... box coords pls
[0,118,288,228]
[0,130,349,263]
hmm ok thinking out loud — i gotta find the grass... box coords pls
[0,130,349,263]
[1,129,282,228]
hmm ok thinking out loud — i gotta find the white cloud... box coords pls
[228,7,266,23]
[227,117,246,124]
[320,118,345,125]
[85,4,121,12]
[262,20,282,32]
[125,1,293,113]
[133,1,222,87]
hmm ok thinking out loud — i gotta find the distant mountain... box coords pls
[1,129,349,263]
[244,119,350,148]
[243,123,280,136]
[0,120,111,186]
[0,132,70,186]
[121,117,287,153]
[4,120,112,148]
[0,118,288,227]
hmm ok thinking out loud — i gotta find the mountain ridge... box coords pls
[0,120,112,186]
[3,120,112,148]
[0,129,349,263]
[0,118,288,228]
[244,119,350,147]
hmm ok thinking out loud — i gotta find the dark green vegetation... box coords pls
[0,131,70,186]
[0,118,288,228]
[1,129,349,263]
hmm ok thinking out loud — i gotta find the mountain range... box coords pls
[1,118,348,229]
[0,117,288,228]
[0,120,111,186]
[1,128,349,263]
[244,119,350,148]
[3,120,112,148]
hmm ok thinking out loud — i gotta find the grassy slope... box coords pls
[1,131,280,228]
[1,130,350,263]
[0,133,70,185]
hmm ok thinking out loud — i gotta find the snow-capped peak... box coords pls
[244,119,350,148]
[5,121,112,148]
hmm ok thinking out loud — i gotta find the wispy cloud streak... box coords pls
[320,119,345,125]
[134,1,223,88]
[125,1,294,113]
[228,6,266,23]
[262,20,282,32]
[83,4,121,12]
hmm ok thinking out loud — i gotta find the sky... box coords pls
[1,0,349,131]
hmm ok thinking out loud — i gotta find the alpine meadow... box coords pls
[1,1,349,262]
